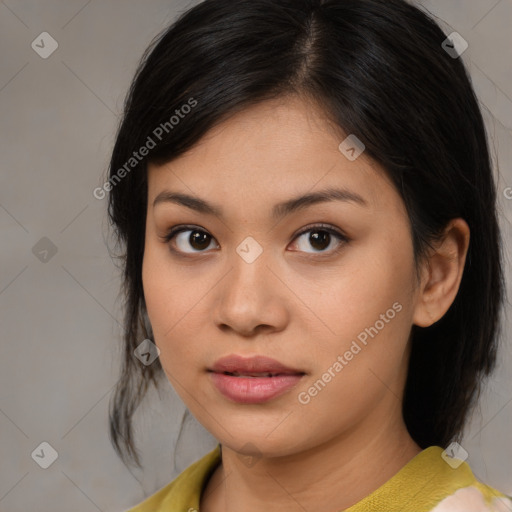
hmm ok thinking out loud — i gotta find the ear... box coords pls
[413,218,470,328]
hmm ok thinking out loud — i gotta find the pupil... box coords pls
[310,231,330,251]
[190,230,210,250]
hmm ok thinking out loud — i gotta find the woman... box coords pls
[106,0,511,510]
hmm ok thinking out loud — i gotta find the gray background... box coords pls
[0,1,511,511]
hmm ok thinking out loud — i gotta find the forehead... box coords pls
[146,96,402,218]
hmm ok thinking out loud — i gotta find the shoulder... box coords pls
[347,446,512,512]
[431,483,512,512]
[414,446,512,512]
[126,444,222,512]
[426,446,512,512]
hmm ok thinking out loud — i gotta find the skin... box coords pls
[142,94,470,512]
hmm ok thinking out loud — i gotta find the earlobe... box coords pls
[412,218,470,328]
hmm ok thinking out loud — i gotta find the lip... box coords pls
[210,354,304,375]
[208,354,305,404]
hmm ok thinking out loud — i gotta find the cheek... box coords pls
[319,234,414,343]
[142,235,191,326]
[142,244,167,327]
[142,244,184,363]
[294,256,414,435]
[305,227,416,400]
[142,242,214,380]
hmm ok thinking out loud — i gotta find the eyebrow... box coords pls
[152,187,368,220]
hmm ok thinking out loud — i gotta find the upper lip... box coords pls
[209,354,305,375]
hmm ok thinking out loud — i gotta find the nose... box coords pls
[213,240,289,337]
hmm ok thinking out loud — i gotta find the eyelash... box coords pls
[162,223,349,257]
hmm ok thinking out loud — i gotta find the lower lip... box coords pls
[209,372,304,404]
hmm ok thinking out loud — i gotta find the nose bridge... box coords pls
[227,234,270,296]
[214,233,282,332]
[235,234,266,266]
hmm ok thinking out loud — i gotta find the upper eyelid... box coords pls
[165,223,346,237]
[294,223,346,237]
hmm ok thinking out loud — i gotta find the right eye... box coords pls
[163,225,220,254]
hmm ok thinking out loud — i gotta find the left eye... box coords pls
[291,225,348,254]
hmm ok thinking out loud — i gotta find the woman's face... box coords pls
[142,95,422,457]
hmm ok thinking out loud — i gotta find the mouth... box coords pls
[208,354,306,404]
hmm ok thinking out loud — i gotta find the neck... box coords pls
[201,414,422,512]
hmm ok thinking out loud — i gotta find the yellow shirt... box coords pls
[127,444,511,511]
